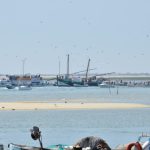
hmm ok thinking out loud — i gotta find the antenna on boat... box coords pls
[30,126,43,149]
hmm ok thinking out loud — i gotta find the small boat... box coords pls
[8,127,71,150]
[15,85,32,90]
[98,81,115,88]
[6,84,16,89]
[8,143,73,150]
[8,143,50,150]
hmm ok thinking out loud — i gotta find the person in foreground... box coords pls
[73,136,111,150]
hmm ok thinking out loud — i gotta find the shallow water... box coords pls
[0,86,150,148]
[0,86,150,104]
[0,109,150,148]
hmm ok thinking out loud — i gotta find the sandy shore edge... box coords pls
[0,102,149,110]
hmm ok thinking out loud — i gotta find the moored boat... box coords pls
[98,81,115,88]
[6,84,16,89]
[8,143,50,150]
[15,85,32,90]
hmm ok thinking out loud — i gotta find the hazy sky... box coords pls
[0,0,150,74]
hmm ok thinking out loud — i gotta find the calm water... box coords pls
[0,86,150,148]
[0,86,150,104]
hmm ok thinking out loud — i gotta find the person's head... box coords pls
[73,136,111,150]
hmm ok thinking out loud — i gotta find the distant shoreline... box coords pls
[0,102,149,111]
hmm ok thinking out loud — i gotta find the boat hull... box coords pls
[8,143,49,150]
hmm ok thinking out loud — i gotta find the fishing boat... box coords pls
[14,59,32,91]
[15,85,32,90]
[8,143,50,150]
[8,126,72,150]
[6,84,16,89]
[0,77,11,87]
[57,55,90,87]
[98,81,115,88]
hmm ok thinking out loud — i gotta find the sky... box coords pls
[0,0,150,75]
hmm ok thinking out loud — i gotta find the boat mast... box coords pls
[59,60,61,77]
[66,54,69,78]
[22,58,26,77]
[85,58,90,82]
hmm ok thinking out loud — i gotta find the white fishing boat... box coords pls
[15,85,32,90]
[8,143,49,150]
[98,81,115,88]
[14,59,32,91]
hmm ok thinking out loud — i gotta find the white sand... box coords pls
[0,102,149,110]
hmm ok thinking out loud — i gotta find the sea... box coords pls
[0,86,150,149]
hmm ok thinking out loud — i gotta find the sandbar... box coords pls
[0,102,149,111]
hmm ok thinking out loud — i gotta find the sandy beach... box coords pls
[0,102,149,110]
